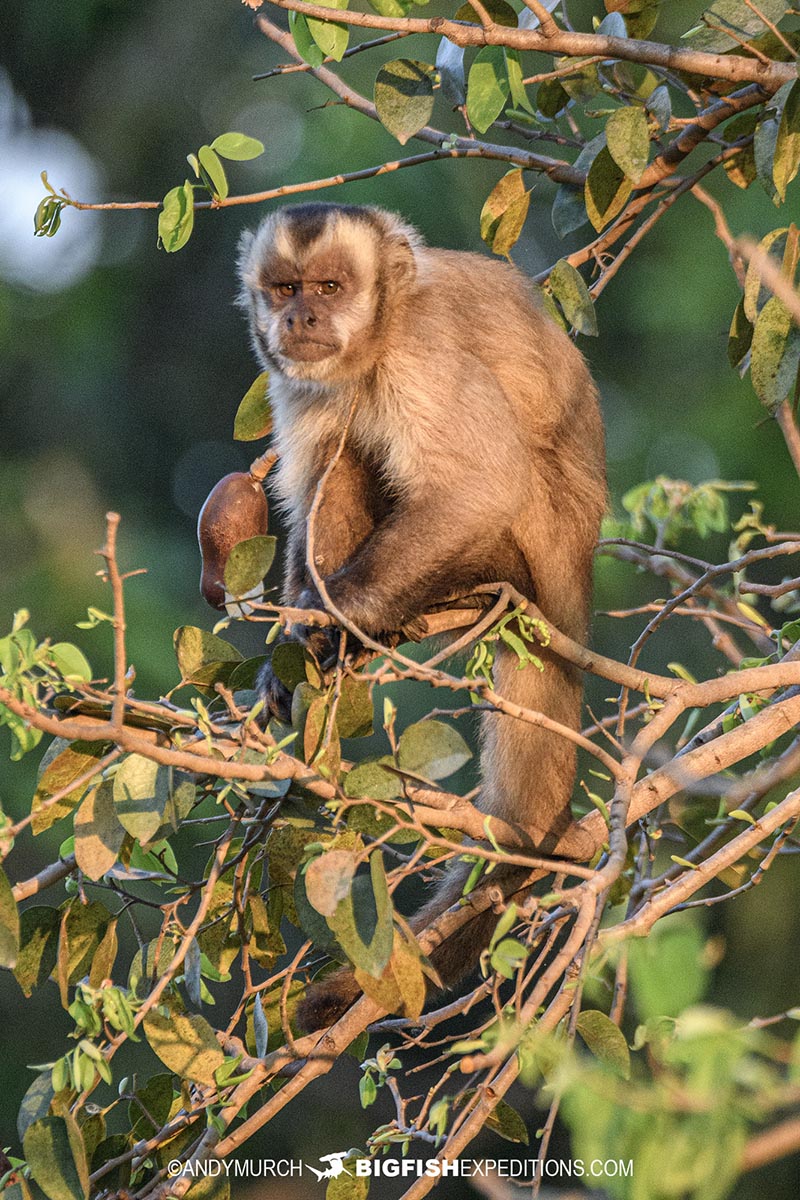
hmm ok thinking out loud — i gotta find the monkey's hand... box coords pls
[293,586,364,667]
[255,659,294,724]
[256,627,340,724]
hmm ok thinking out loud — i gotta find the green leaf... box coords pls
[333,1154,372,1198]
[223,535,276,597]
[479,169,531,258]
[174,625,243,685]
[306,0,350,61]
[227,655,266,693]
[728,297,753,368]
[289,12,326,66]
[328,851,394,977]
[233,372,272,441]
[158,181,195,254]
[196,880,240,976]
[359,1073,378,1107]
[684,0,788,53]
[13,906,60,996]
[89,918,118,987]
[292,864,335,955]
[585,145,632,231]
[722,112,758,190]
[344,756,403,800]
[484,1097,530,1144]
[74,780,126,881]
[49,643,91,682]
[57,901,112,1001]
[336,675,374,739]
[374,59,435,145]
[302,693,342,778]
[557,54,600,103]
[197,145,229,200]
[304,848,358,917]
[489,936,528,979]
[128,939,177,998]
[774,79,800,202]
[505,49,533,115]
[143,1009,226,1086]
[397,719,472,781]
[750,295,800,411]
[0,864,20,968]
[17,1073,55,1142]
[743,228,788,321]
[551,133,604,238]
[269,642,307,691]
[32,741,107,835]
[128,1074,175,1142]
[112,755,171,844]
[209,132,264,160]
[536,77,569,119]
[754,85,794,203]
[605,105,650,183]
[466,46,510,135]
[615,0,661,38]
[628,917,708,1021]
[369,0,418,13]
[576,1009,631,1078]
[549,259,598,336]
[23,1116,89,1200]
[455,0,517,23]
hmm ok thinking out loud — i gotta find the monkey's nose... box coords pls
[287,311,317,329]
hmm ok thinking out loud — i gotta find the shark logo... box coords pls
[305,1151,352,1182]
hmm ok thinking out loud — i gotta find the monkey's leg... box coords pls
[296,860,533,1032]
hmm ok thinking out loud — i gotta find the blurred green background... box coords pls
[2,0,799,1194]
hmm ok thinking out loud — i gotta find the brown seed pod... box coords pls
[197,456,274,610]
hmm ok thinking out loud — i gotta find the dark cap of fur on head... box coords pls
[237,202,423,296]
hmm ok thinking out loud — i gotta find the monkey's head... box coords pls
[238,203,421,385]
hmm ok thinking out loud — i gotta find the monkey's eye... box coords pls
[274,283,297,298]
[317,281,340,296]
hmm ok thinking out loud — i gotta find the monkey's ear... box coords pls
[372,210,420,289]
[384,231,418,289]
[388,238,419,288]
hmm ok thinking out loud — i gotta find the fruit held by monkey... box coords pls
[197,469,268,610]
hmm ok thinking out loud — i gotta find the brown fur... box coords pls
[237,203,606,1028]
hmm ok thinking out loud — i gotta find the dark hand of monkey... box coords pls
[256,661,293,724]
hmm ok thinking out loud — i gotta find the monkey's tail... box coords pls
[480,639,595,859]
[296,641,594,1031]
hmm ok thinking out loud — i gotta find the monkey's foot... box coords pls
[296,968,362,1032]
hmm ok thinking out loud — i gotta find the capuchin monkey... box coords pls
[237,202,606,1030]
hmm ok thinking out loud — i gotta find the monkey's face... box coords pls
[239,203,419,385]
[265,273,349,366]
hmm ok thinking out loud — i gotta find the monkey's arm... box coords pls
[297,493,515,635]
[258,446,380,720]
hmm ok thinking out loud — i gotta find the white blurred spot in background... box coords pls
[0,68,104,292]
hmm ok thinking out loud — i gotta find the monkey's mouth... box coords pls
[279,337,339,363]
